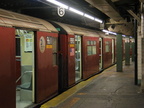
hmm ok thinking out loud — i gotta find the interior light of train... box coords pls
[69,7,84,16]
[95,18,103,23]
[84,14,95,20]
[46,0,69,9]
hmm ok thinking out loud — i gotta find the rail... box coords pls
[16,71,32,83]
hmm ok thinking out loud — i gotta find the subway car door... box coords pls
[15,29,35,108]
[75,35,82,82]
[103,38,112,68]
[0,27,15,108]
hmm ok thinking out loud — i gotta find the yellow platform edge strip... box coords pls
[41,65,116,108]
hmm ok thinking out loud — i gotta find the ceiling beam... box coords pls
[127,10,140,22]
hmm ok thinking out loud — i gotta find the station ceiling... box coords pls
[0,0,140,36]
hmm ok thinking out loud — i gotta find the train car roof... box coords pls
[0,9,58,33]
[54,22,99,37]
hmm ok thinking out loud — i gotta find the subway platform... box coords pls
[41,62,144,108]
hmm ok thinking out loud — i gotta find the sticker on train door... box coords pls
[70,38,75,47]
[46,36,53,48]
[70,48,75,56]
[39,36,46,53]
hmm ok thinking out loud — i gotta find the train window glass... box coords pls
[92,46,96,54]
[87,46,92,55]
[87,41,97,55]
[105,41,110,52]
[90,41,93,45]
[52,37,58,66]
[87,41,91,45]
[94,41,96,45]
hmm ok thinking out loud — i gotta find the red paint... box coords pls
[0,27,16,108]
[103,38,112,68]
[82,36,99,79]
[36,31,58,102]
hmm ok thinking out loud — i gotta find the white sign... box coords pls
[39,36,46,53]
[58,7,65,17]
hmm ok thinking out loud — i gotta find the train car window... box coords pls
[92,46,96,54]
[87,41,91,45]
[105,41,110,52]
[52,37,58,66]
[87,46,92,55]
[87,40,97,55]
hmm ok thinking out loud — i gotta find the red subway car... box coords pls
[0,9,59,108]
[0,9,116,108]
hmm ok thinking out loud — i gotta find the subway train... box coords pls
[0,9,120,108]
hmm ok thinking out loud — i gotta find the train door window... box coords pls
[75,35,82,82]
[99,38,103,70]
[46,36,58,66]
[87,40,97,55]
[15,29,35,108]
[105,41,110,52]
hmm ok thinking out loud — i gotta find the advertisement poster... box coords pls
[24,34,33,52]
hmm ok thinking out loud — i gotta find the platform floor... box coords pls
[41,62,144,108]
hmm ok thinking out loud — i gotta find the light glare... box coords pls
[95,18,103,23]
[84,14,95,20]
[69,7,84,16]
[46,0,68,9]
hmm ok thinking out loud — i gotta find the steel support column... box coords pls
[116,34,123,72]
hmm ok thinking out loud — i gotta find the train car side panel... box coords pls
[82,36,99,79]
[36,31,58,102]
[0,27,16,108]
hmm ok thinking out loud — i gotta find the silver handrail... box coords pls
[16,71,32,83]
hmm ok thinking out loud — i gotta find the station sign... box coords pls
[57,7,65,17]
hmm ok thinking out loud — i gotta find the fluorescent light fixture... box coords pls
[44,0,103,23]
[46,0,68,9]
[95,18,103,23]
[122,35,126,37]
[109,31,117,35]
[102,29,109,33]
[84,14,95,20]
[102,30,117,35]
[69,7,84,16]
[111,32,117,35]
